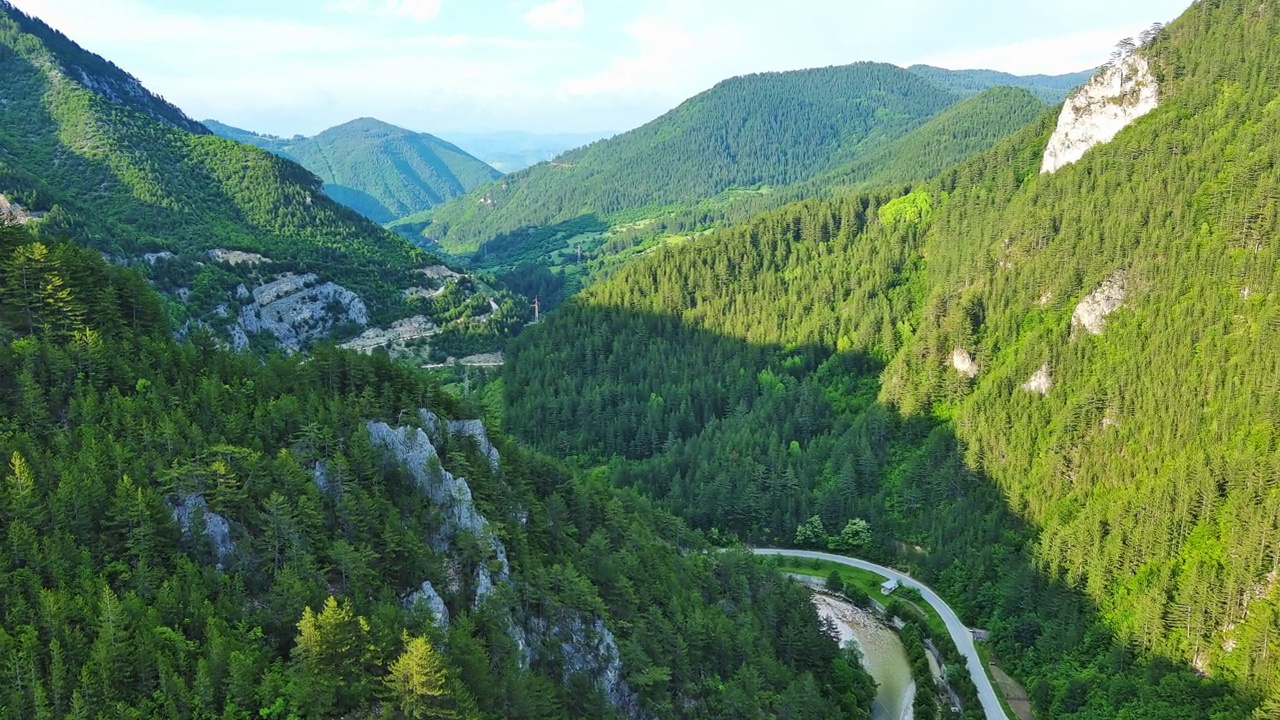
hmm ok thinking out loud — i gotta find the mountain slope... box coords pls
[907,64,1093,102]
[423,62,965,255]
[0,0,206,134]
[0,222,875,720]
[502,0,1280,715]
[0,3,525,357]
[815,86,1048,189]
[208,118,502,224]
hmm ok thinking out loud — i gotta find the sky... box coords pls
[9,0,1192,137]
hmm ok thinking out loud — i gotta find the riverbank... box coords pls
[812,592,916,720]
[754,548,1010,720]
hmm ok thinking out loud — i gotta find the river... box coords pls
[812,592,916,720]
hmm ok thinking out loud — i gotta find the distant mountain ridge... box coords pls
[438,130,611,172]
[421,61,1090,259]
[906,64,1094,102]
[205,118,501,224]
[423,61,967,255]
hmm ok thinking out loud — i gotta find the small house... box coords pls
[880,578,899,595]
[971,628,990,642]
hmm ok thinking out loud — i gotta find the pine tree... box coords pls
[386,633,457,719]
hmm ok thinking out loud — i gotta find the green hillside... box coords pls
[423,62,965,256]
[0,1,532,363]
[464,87,1047,311]
[0,221,876,720]
[208,118,502,224]
[502,1,1280,716]
[814,86,1049,190]
[907,64,1093,102]
[0,5,438,324]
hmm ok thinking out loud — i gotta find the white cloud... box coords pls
[327,0,442,22]
[915,24,1155,76]
[524,0,584,31]
[559,17,738,99]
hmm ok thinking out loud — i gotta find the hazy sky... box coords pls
[9,0,1190,137]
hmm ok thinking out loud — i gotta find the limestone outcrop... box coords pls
[1042,55,1159,174]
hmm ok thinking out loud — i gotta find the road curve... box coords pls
[752,548,1008,720]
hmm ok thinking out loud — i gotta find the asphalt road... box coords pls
[752,548,1008,720]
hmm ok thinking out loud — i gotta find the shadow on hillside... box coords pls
[501,302,1254,718]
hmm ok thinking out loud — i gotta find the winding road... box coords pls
[752,548,1009,720]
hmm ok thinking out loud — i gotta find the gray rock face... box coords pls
[951,348,979,378]
[340,315,439,355]
[367,420,509,606]
[234,273,368,352]
[419,409,442,441]
[1072,271,1127,335]
[1021,363,1052,396]
[1042,55,1159,174]
[448,419,501,472]
[171,493,235,570]
[405,580,450,628]
[513,614,650,720]
[0,194,46,224]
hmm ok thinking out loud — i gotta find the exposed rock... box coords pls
[1072,271,1127,335]
[403,285,446,300]
[71,65,207,134]
[366,421,509,606]
[228,323,250,352]
[340,315,439,354]
[458,352,504,367]
[253,273,315,305]
[1042,54,1159,174]
[171,493,235,570]
[234,273,368,352]
[209,248,271,266]
[512,614,651,720]
[448,419,501,472]
[1021,363,1052,395]
[142,251,175,264]
[0,194,46,224]
[951,348,979,378]
[312,460,337,496]
[405,580,450,628]
[418,265,464,280]
[419,409,443,441]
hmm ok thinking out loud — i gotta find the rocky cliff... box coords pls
[1041,54,1159,174]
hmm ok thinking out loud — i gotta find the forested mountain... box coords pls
[503,1,1280,717]
[0,4,524,358]
[458,87,1048,311]
[0,222,876,719]
[206,118,501,224]
[906,65,1093,102]
[423,62,966,256]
